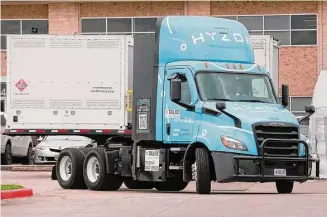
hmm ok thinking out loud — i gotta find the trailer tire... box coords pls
[83,147,123,191]
[56,148,86,189]
[276,180,294,194]
[194,148,211,194]
[154,178,188,192]
[124,178,154,189]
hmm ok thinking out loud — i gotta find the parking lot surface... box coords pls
[1,171,327,217]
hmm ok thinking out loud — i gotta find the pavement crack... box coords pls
[151,197,194,217]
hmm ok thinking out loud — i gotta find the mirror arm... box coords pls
[217,109,242,128]
[298,113,314,124]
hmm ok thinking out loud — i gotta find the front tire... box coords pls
[276,180,294,194]
[194,148,211,194]
[1,143,12,165]
[56,148,86,189]
[83,147,123,191]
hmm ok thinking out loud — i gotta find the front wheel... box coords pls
[83,148,123,191]
[194,148,211,194]
[276,180,294,194]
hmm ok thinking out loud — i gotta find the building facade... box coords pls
[1,0,327,117]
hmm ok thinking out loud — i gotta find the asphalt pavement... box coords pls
[1,171,327,217]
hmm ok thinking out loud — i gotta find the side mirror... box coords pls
[281,84,289,107]
[1,115,6,127]
[170,79,181,102]
[305,105,315,113]
[216,101,226,110]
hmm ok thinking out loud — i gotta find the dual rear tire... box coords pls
[56,147,122,191]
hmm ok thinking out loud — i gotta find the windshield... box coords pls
[196,72,277,103]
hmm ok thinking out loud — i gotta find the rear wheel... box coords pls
[154,177,188,192]
[194,148,211,194]
[1,143,12,165]
[124,178,154,189]
[276,180,294,194]
[56,148,86,189]
[83,147,123,191]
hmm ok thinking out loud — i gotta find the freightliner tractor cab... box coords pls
[131,16,320,194]
[5,16,320,194]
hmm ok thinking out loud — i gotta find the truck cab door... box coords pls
[162,68,197,144]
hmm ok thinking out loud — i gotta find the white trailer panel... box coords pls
[250,35,279,95]
[6,35,133,130]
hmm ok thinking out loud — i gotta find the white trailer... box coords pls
[6,35,133,135]
[250,35,280,95]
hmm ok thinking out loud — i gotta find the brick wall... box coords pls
[0,1,321,96]
[186,1,210,16]
[318,1,327,71]
[80,2,184,17]
[48,3,80,35]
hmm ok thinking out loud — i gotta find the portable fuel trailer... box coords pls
[4,16,320,194]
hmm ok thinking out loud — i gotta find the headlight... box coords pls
[221,136,248,151]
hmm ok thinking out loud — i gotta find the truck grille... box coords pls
[254,124,299,157]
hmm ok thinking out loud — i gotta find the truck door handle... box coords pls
[166,123,171,135]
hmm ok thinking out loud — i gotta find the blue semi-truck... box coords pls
[4,16,320,194]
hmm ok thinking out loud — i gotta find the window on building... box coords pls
[215,14,317,46]
[0,19,48,50]
[81,18,106,34]
[238,16,263,32]
[107,18,132,33]
[81,17,157,36]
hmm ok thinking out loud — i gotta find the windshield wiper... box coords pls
[237,99,269,103]
[206,98,233,101]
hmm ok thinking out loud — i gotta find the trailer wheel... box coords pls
[276,180,294,194]
[124,178,154,189]
[154,178,188,192]
[56,148,86,189]
[194,148,211,194]
[83,148,123,191]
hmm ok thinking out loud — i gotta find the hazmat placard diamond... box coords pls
[15,79,28,92]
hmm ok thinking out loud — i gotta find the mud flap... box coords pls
[51,165,57,180]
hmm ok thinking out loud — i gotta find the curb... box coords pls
[1,165,53,172]
[1,188,34,200]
